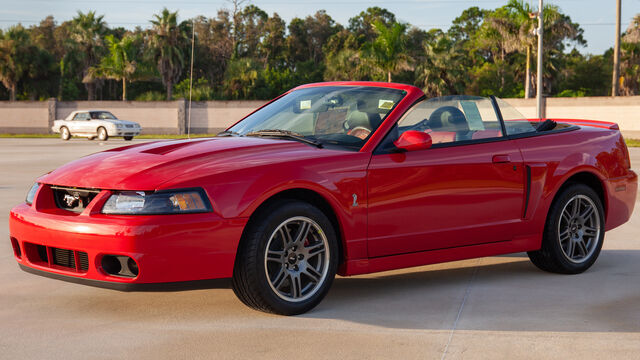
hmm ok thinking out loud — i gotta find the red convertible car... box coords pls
[9,82,637,315]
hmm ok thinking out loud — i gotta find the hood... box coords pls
[39,137,324,190]
[103,119,139,126]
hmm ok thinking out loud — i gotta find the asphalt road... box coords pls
[1,138,639,359]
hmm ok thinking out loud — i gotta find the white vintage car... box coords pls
[52,110,142,141]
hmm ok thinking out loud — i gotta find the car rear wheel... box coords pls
[60,127,70,141]
[123,136,133,141]
[97,127,108,141]
[232,200,338,315]
[528,183,604,274]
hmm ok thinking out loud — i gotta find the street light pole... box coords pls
[536,0,544,119]
[612,0,622,97]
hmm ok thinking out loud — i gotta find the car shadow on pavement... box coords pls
[304,249,640,333]
[26,250,639,333]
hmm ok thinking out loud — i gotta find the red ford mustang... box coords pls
[9,82,637,315]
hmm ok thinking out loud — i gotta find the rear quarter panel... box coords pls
[514,126,636,243]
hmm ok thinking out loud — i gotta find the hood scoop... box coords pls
[141,139,212,155]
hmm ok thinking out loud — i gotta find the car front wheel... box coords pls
[232,200,338,315]
[528,183,605,274]
[123,136,133,141]
[60,127,70,140]
[97,127,109,141]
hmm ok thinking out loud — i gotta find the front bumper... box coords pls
[113,128,141,137]
[9,187,247,286]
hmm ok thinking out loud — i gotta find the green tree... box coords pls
[234,5,268,59]
[148,8,188,100]
[70,11,107,100]
[416,31,466,97]
[348,7,396,45]
[364,21,412,82]
[191,12,233,88]
[89,34,154,100]
[0,25,52,100]
[620,15,640,95]
[223,58,259,99]
[259,13,286,66]
[287,11,341,66]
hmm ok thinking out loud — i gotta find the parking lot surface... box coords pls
[1,138,639,359]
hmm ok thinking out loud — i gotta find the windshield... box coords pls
[90,111,117,120]
[227,86,406,150]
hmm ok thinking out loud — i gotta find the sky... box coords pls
[1,0,639,55]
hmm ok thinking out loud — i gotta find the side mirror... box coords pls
[393,130,432,152]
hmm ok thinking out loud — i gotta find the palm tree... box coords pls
[483,1,584,97]
[504,0,536,98]
[70,11,107,100]
[365,20,412,82]
[148,8,188,100]
[89,35,154,101]
[0,26,28,101]
[0,25,51,101]
[620,15,640,95]
[416,34,465,97]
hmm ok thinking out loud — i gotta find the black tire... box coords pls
[528,183,605,274]
[232,200,339,315]
[87,136,95,141]
[97,127,109,141]
[60,126,71,141]
[123,136,134,141]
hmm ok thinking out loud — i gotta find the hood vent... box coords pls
[141,139,211,155]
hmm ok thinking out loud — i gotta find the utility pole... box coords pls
[612,0,622,97]
[536,0,544,118]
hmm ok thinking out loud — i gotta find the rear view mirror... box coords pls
[393,130,432,152]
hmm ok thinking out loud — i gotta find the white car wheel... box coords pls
[97,127,109,141]
[60,127,71,141]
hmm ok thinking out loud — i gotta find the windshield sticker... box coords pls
[460,101,485,131]
[300,100,312,110]
[378,100,395,110]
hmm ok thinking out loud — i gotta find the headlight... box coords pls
[26,183,40,205]
[101,188,211,215]
[116,123,124,128]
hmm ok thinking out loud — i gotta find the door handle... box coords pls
[492,154,511,163]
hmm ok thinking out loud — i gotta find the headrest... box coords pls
[428,106,468,131]
[357,99,379,113]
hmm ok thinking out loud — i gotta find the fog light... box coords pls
[127,257,139,276]
[101,255,122,275]
[101,255,138,278]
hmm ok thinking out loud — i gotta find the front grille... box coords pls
[52,247,75,269]
[24,243,89,273]
[51,186,101,213]
[78,252,89,271]
[125,124,134,128]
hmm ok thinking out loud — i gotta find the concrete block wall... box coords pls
[0,101,50,133]
[0,96,639,138]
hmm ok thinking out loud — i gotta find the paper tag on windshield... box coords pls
[378,100,394,110]
[300,100,311,110]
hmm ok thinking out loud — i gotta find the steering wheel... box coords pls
[346,126,372,140]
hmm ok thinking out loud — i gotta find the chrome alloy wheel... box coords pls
[557,194,601,264]
[264,216,330,302]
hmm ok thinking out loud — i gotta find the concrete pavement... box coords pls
[1,138,639,359]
